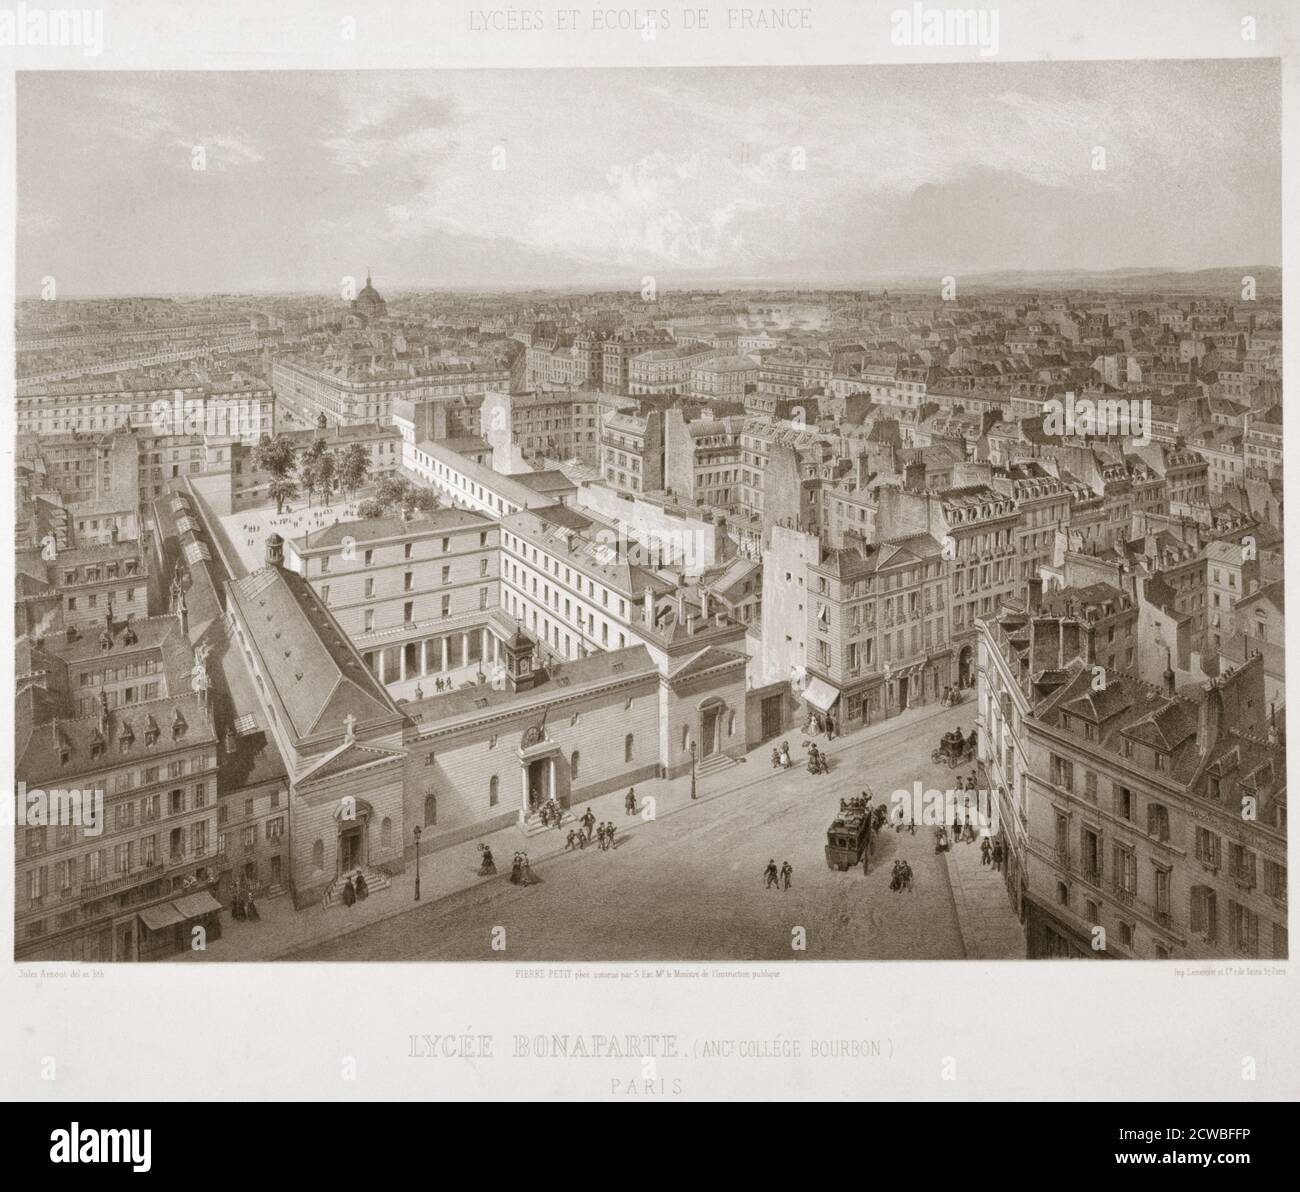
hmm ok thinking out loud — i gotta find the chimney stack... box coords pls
[1198,680,1224,756]
[700,590,711,619]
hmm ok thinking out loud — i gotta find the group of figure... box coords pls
[770,740,793,769]
[566,817,616,851]
[230,887,260,921]
[537,798,564,829]
[806,742,829,774]
[940,686,964,708]
[242,504,359,550]
[763,859,794,890]
[338,871,369,907]
[509,852,538,885]
[980,836,1006,871]
[804,714,836,741]
[413,677,455,700]
[889,859,914,893]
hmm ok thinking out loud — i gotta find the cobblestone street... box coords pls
[247,701,1026,962]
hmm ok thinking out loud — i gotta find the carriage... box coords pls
[824,808,870,871]
[824,791,879,871]
[932,729,976,767]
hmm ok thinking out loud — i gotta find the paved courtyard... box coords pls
[267,701,1023,963]
[216,494,366,577]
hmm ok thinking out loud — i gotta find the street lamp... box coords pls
[689,740,697,800]
[413,825,422,901]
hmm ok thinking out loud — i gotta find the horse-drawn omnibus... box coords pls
[824,791,882,872]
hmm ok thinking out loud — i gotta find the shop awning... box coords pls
[138,902,185,932]
[171,890,223,920]
[802,678,840,713]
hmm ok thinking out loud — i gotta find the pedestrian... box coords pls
[510,852,522,884]
[826,716,836,741]
[625,787,636,815]
[478,844,496,875]
[341,875,356,908]
[582,808,596,841]
[992,840,1004,872]
[354,871,369,900]
[565,829,578,851]
[980,837,992,867]
[780,861,793,891]
[763,859,779,889]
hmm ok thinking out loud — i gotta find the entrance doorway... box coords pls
[701,705,720,758]
[899,676,909,710]
[340,826,363,872]
[527,757,551,811]
[760,694,783,742]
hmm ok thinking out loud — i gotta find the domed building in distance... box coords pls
[351,268,388,322]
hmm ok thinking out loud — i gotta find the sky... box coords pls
[16,60,1281,295]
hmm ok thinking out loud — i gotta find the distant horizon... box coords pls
[15,263,1285,304]
[17,61,1281,297]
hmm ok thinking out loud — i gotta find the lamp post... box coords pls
[689,740,697,800]
[413,825,422,901]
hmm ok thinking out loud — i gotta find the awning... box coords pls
[171,890,223,920]
[138,902,185,932]
[802,678,840,713]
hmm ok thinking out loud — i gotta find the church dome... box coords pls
[352,269,387,320]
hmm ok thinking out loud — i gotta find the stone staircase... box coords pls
[518,808,576,839]
[696,753,737,779]
[322,866,392,909]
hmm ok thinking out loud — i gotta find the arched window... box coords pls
[381,817,392,849]
[489,776,499,807]
[311,839,324,872]
[424,793,437,827]
[570,752,580,781]
[624,734,634,763]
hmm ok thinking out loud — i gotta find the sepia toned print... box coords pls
[13,60,1284,965]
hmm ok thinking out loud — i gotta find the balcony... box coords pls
[81,862,164,899]
[1111,883,1136,907]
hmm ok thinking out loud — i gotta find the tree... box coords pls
[407,487,440,513]
[252,434,297,480]
[357,498,387,519]
[375,474,412,508]
[338,443,370,499]
[268,475,298,515]
[298,454,321,506]
[316,451,338,504]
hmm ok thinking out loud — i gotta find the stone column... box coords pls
[462,631,471,668]
[441,637,449,671]
[377,651,386,684]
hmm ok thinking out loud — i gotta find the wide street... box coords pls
[293,701,995,962]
